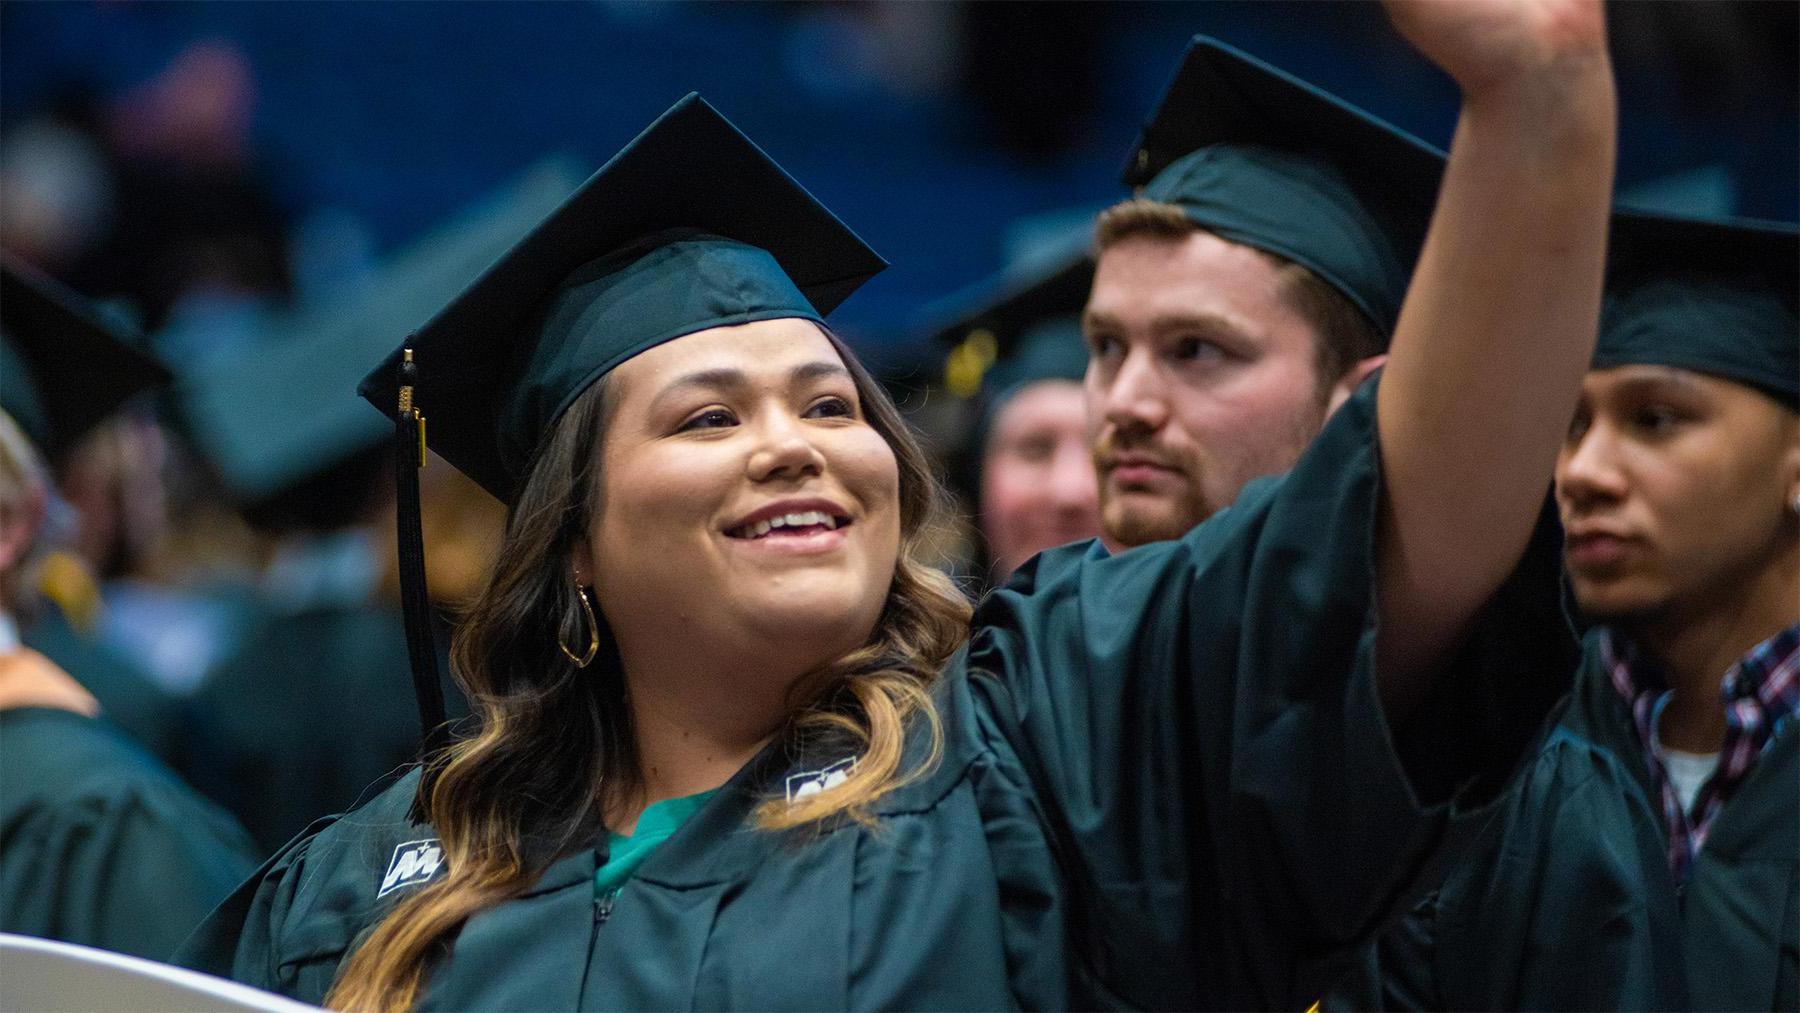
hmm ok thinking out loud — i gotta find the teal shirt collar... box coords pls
[595,789,718,897]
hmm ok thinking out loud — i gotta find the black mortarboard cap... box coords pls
[178,159,582,505]
[358,94,887,503]
[1598,210,1798,409]
[1121,36,1446,338]
[0,256,169,460]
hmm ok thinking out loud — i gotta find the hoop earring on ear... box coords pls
[560,585,600,668]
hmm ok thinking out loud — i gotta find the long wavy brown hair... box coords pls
[327,328,971,1012]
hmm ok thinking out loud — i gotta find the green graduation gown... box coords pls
[178,384,1575,1009]
[1373,631,1799,1011]
[22,602,186,769]
[0,706,261,961]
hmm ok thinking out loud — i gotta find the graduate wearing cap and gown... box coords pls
[1082,35,1442,558]
[931,251,1101,584]
[0,261,187,767]
[180,5,1619,1004]
[1368,214,1800,1013]
[0,258,261,961]
[174,166,573,854]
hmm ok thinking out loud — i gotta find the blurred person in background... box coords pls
[0,39,291,347]
[174,363,417,856]
[933,252,1099,584]
[174,165,570,854]
[74,39,292,341]
[0,263,258,962]
[1370,213,1799,1012]
[0,259,186,768]
[0,40,295,700]
[53,411,170,593]
[1083,37,1434,550]
[0,87,116,278]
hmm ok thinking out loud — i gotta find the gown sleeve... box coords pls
[177,816,340,1000]
[0,707,260,963]
[177,772,428,1005]
[963,377,1576,1006]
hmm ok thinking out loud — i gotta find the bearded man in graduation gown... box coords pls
[1370,213,1800,1012]
[1080,34,1434,549]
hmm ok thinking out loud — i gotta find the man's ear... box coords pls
[1326,354,1387,418]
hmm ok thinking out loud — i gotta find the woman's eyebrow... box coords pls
[649,367,748,415]
[792,360,852,385]
[649,361,851,414]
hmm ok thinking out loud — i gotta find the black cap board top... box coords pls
[1599,209,1798,409]
[1121,35,1446,338]
[358,93,888,503]
[0,255,170,460]
[177,158,584,504]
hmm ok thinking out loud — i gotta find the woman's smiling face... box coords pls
[584,317,901,673]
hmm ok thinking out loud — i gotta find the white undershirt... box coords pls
[1660,747,1722,816]
[1648,691,1723,817]
[0,612,19,654]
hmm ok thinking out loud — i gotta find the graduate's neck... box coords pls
[1631,540,1799,754]
[608,639,802,835]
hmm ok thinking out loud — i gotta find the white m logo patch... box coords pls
[785,756,858,805]
[378,839,446,897]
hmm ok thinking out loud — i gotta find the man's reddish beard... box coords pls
[1090,428,1212,546]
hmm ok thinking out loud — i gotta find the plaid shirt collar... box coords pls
[1603,623,1800,881]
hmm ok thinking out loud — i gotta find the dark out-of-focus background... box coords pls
[4,0,1795,374]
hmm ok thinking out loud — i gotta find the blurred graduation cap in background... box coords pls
[166,160,586,842]
[920,236,1101,583]
[933,251,1092,409]
[1598,209,1798,409]
[1121,34,1447,339]
[919,204,1095,469]
[0,256,170,461]
[929,248,1093,471]
[173,157,585,525]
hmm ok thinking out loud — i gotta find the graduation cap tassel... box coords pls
[394,348,450,821]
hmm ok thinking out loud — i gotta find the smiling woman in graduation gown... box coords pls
[179,5,1619,1008]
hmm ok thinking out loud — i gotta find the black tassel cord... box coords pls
[394,349,451,820]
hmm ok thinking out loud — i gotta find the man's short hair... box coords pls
[1095,198,1384,393]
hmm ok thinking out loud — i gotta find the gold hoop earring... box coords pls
[560,585,600,668]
